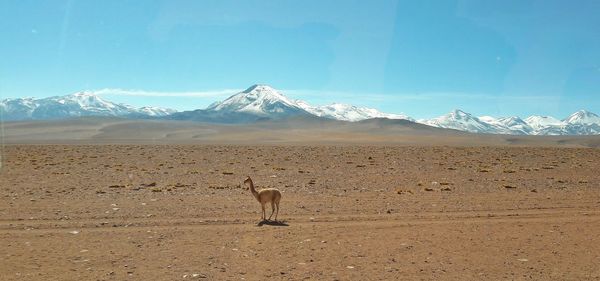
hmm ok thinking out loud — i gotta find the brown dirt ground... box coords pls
[1,144,600,280]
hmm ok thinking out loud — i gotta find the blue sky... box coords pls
[1,0,599,119]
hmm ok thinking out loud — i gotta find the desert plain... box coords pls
[1,118,600,280]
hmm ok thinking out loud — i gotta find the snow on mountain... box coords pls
[206,84,308,117]
[420,109,600,135]
[2,84,598,136]
[532,110,600,135]
[0,98,38,120]
[473,116,533,135]
[418,109,507,134]
[478,116,498,124]
[0,91,176,120]
[297,102,413,122]
[173,84,413,123]
[134,106,177,117]
[495,116,533,135]
[563,110,600,125]
[524,115,564,131]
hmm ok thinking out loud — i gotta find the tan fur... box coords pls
[244,176,282,221]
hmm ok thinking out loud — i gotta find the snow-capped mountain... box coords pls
[135,106,178,117]
[298,102,413,122]
[495,116,534,135]
[170,84,413,123]
[2,84,598,136]
[524,115,563,131]
[206,84,309,117]
[563,110,600,125]
[529,110,600,135]
[418,109,508,134]
[169,85,312,123]
[0,91,176,120]
[419,109,600,135]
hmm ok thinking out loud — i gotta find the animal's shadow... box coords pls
[256,220,289,227]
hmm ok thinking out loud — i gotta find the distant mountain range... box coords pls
[167,84,412,123]
[418,109,600,135]
[0,91,175,120]
[1,84,598,135]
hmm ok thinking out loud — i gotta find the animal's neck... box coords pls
[248,180,259,199]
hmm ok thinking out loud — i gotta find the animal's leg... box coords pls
[261,204,266,221]
[275,201,279,221]
[268,201,275,220]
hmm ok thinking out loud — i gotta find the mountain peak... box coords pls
[0,91,176,120]
[206,84,306,116]
[242,84,275,93]
[448,109,473,120]
[71,90,98,97]
[564,109,600,124]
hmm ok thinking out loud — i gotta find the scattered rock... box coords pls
[396,189,413,195]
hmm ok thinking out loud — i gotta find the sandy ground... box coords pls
[3,117,600,147]
[1,144,600,280]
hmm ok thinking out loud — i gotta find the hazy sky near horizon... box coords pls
[1,0,599,119]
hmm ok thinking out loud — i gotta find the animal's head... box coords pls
[243,176,252,185]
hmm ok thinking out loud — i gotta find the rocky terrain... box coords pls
[1,144,599,280]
